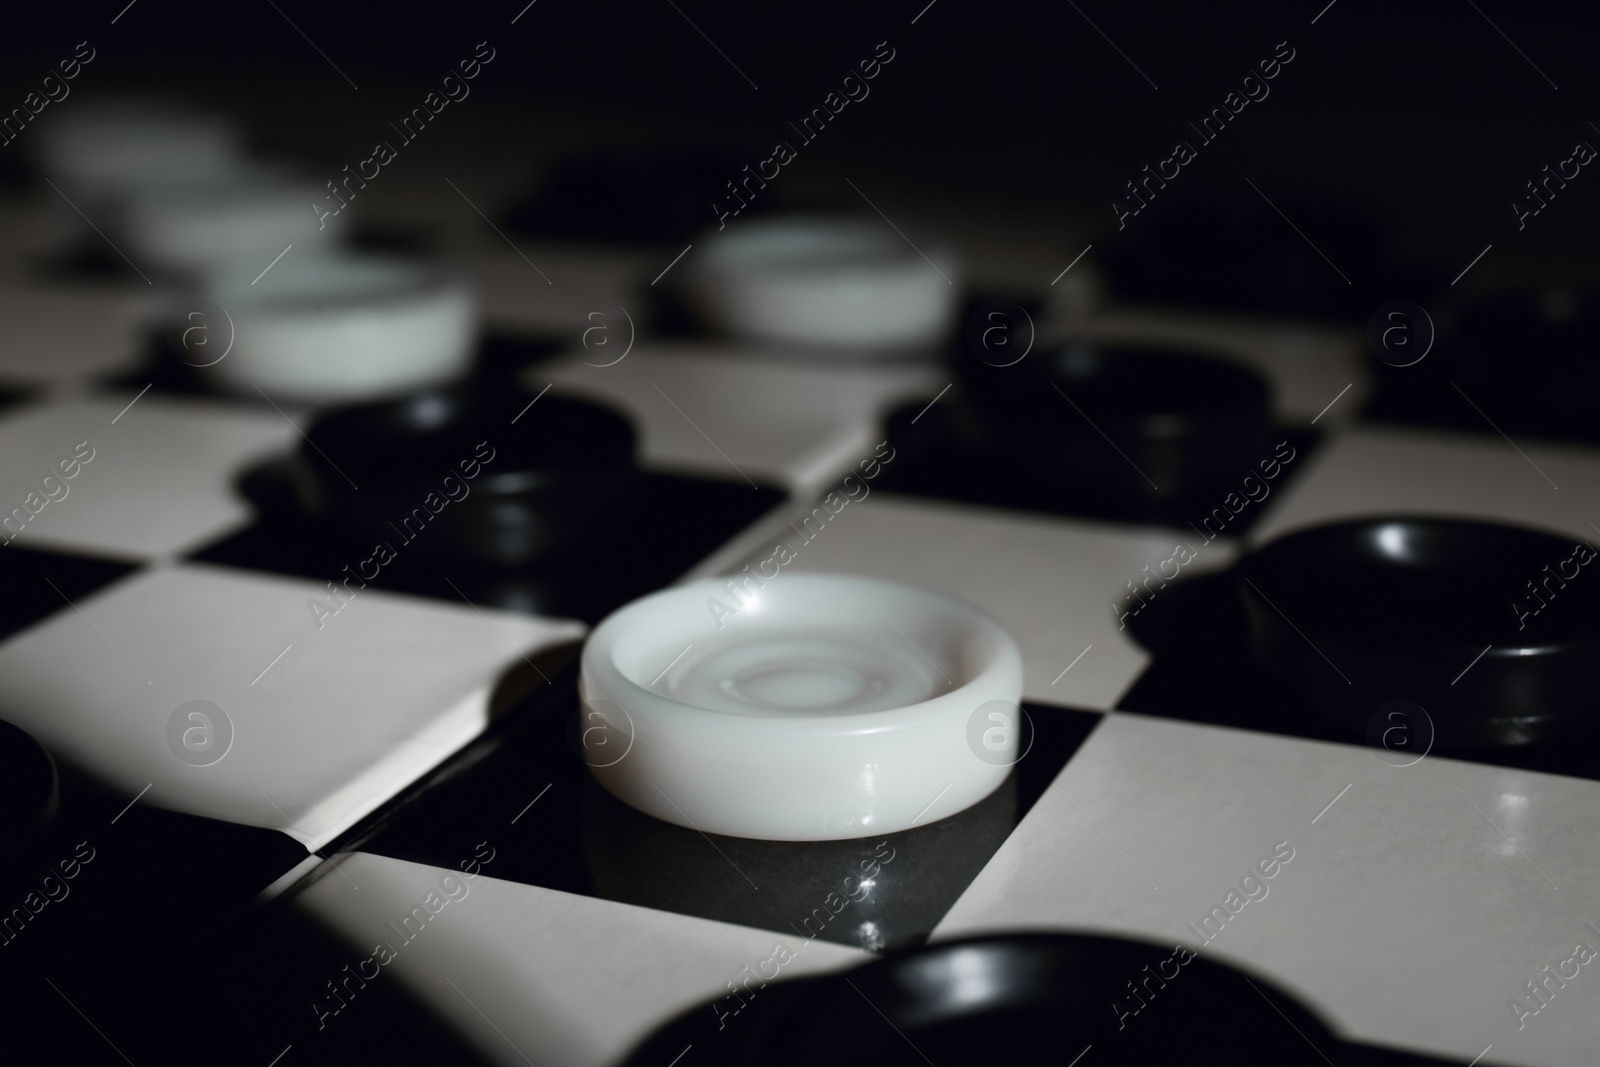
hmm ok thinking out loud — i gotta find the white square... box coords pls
[0,394,297,559]
[1253,425,1600,546]
[729,493,1238,708]
[297,853,869,1067]
[0,563,584,849]
[934,714,1600,1066]
[541,343,941,494]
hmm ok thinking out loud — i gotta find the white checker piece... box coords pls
[0,563,584,850]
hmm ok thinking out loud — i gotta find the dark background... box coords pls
[3,0,1597,268]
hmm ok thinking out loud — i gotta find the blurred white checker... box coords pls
[541,343,941,494]
[0,394,296,560]
[296,852,869,1067]
[933,713,1600,1066]
[1252,424,1600,546]
[0,563,584,850]
[726,492,1238,708]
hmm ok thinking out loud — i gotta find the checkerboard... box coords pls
[0,161,1589,1067]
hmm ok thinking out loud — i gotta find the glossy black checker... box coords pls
[338,669,1101,953]
[619,954,1499,1067]
[1118,565,1600,782]
[871,393,1321,535]
[188,459,784,625]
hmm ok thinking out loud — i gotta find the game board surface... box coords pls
[3,9,1596,1066]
